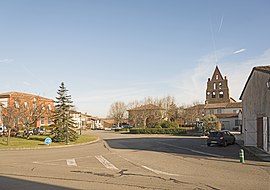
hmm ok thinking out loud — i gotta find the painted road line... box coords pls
[157,142,223,158]
[95,155,119,171]
[66,159,77,166]
[142,165,179,176]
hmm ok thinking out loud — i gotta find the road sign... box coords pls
[45,137,52,145]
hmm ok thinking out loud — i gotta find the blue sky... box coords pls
[1,0,270,117]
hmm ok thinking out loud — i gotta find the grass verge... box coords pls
[0,134,98,149]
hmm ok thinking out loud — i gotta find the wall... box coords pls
[242,70,270,152]
[219,117,239,131]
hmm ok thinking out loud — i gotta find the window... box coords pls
[219,82,222,89]
[235,119,242,126]
[48,117,52,125]
[219,91,224,98]
[233,110,237,113]
[213,83,216,90]
[40,117,45,125]
[212,92,216,98]
[217,109,222,114]
[207,91,210,96]
[14,101,20,108]
[216,75,219,80]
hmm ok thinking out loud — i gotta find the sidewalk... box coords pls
[236,140,270,162]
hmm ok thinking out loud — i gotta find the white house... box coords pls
[240,66,270,153]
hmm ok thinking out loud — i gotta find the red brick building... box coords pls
[0,92,54,129]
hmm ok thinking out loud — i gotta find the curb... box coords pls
[0,137,100,151]
[236,141,270,162]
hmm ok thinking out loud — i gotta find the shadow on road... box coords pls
[105,136,262,162]
[0,175,74,190]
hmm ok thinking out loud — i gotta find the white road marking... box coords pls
[157,142,223,158]
[95,155,119,171]
[142,165,179,176]
[66,158,77,166]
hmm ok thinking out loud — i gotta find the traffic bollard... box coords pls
[240,149,245,163]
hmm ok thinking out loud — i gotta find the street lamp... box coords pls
[65,111,69,145]
[79,113,82,135]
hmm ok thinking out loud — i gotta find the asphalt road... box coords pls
[0,130,269,190]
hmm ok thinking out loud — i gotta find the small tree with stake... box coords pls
[53,82,78,143]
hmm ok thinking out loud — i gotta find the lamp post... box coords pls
[79,113,82,135]
[65,111,69,145]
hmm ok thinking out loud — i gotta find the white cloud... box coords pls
[224,49,270,100]
[73,49,270,117]
[233,48,246,54]
[23,81,31,86]
[174,48,270,105]
[0,59,14,63]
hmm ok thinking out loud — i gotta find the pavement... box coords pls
[192,131,270,162]
[236,140,270,162]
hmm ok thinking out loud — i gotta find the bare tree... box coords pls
[109,101,127,126]
[183,101,205,125]
[2,95,53,144]
[18,96,52,138]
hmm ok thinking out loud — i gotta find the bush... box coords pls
[157,121,179,128]
[201,114,220,133]
[129,128,187,135]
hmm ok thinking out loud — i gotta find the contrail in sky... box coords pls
[233,48,246,54]
[218,16,224,33]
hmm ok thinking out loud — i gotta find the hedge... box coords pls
[129,128,187,135]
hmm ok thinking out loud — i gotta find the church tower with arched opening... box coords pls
[205,66,230,104]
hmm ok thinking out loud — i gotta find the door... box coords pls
[257,117,263,149]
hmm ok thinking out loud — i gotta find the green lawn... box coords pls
[0,134,98,149]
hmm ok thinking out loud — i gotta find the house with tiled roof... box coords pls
[127,104,165,127]
[240,65,270,153]
[0,92,54,129]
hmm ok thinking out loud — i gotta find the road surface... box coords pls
[0,130,269,189]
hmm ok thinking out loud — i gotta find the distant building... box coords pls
[128,104,165,127]
[0,92,54,128]
[240,66,270,153]
[185,66,242,131]
[102,119,115,128]
[69,111,92,129]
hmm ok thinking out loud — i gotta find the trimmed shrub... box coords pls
[129,128,186,135]
[157,121,179,128]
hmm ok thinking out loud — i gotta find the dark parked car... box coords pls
[122,125,133,129]
[207,130,235,147]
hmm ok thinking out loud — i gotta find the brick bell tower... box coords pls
[205,66,230,104]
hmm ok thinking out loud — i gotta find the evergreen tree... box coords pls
[53,82,78,143]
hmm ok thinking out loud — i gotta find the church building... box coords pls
[204,66,242,131]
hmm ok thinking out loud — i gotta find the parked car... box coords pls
[112,125,122,130]
[0,126,7,136]
[24,129,33,136]
[122,125,133,129]
[207,130,235,147]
